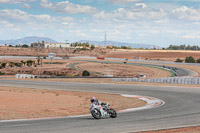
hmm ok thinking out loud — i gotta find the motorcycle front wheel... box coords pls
[109,108,117,118]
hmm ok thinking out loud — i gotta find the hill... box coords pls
[0,36,57,45]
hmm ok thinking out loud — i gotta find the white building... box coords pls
[45,43,71,48]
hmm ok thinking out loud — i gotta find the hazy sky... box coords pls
[0,0,200,47]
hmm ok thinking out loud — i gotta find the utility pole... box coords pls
[104,32,107,48]
[40,46,43,76]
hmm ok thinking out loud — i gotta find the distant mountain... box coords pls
[0,36,57,45]
[77,40,159,49]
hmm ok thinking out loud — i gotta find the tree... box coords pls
[9,62,15,67]
[185,56,195,63]
[26,60,33,67]
[121,46,128,49]
[21,44,29,48]
[1,63,6,68]
[90,45,95,50]
[0,72,5,75]
[21,60,26,66]
[175,58,183,63]
[82,70,90,76]
[37,57,41,65]
[14,63,21,67]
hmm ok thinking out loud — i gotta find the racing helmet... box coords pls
[91,96,96,103]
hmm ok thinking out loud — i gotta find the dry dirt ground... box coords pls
[2,47,200,62]
[137,126,200,133]
[104,49,200,62]
[0,86,146,120]
[0,59,171,79]
[0,47,109,57]
[77,62,171,78]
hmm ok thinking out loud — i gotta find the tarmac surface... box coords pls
[0,80,200,133]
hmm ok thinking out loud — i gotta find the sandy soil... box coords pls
[0,59,171,79]
[77,62,171,78]
[0,86,146,120]
[137,126,200,133]
[104,50,200,62]
[0,47,109,57]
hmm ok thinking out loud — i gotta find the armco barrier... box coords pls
[112,77,200,84]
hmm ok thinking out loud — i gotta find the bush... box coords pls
[196,58,200,63]
[82,70,90,76]
[1,63,6,68]
[185,56,195,63]
[21,44,29,48]
[0,72,5,75]
[175,58,183,63]
[26,60,33,67]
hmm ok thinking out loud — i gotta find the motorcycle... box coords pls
[90,103,117,119]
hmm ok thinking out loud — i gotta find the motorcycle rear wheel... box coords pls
[91,109,101,119]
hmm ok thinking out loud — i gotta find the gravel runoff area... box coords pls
[0,86,146,120]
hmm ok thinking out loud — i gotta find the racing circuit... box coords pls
[0,80,200,133]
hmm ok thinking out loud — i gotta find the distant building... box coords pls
[31,41,45,48]
[45,43,70,48]
[31,41,71,48]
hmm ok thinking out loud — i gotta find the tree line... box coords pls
[175,56,200,63]
[166,45,200,50]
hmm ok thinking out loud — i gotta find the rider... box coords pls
[90,96,108,110]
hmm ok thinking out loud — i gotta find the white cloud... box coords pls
[172,6,200,21]
[40,0,98,14]
[93,4,167,21]
[183,35,200,39]
[0,9,74,23]
[22,3,31,9]
[69,30,88,37]
[0,0,35,4]
[109,0,142,4]
[0,20,13,27]
[135,3,147,9]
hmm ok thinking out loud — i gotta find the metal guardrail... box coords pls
[112,77,200,84]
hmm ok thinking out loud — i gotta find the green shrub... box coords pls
[26,60,33,67]
[82,70,90,76]
[185,56,195,63]
[1,63,6,68]
[175,58,183,63]
[196,58,200,63]
[0,72,5,75]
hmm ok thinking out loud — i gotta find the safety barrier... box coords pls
[15,74,35,79]
[112,77,200,84]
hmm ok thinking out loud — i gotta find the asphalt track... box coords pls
[0,80,200,133]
